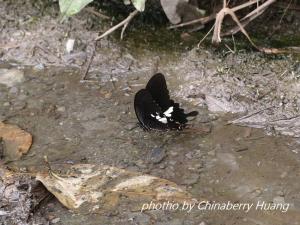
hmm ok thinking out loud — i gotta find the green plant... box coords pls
[59,0,146,17]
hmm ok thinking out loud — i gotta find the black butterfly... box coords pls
[134,73,198,131]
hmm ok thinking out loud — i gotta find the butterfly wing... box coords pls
[134,89,189,130]
[146,73,198,126]
[146,73,171,111]
[134,73,199,131]
[134,89,169,131]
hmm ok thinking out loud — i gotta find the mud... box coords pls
[1,1,300,225]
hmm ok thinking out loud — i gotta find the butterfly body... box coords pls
[134,73,198,131]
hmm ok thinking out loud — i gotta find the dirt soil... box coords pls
[1,1,300,225]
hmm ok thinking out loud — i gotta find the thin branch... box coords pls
[95,10,139,41]
[168,14,216,30]
[241,0,276,21]
[279,0,293,24]
[197,23,215,48]
[81,41,96,82]
[222,7,265,36]
[231,0,263,12]
[84,7,110,20]
[168,0,263,30]
[227,105,276,125]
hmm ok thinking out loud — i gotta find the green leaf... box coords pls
[131,0,146,12]
[59,0,94,17]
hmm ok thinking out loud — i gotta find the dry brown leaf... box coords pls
[36,164,198,214]
[0,122,32,161]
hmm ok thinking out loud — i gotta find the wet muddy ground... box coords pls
[1,1,300,225]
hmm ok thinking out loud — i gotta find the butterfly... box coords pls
[134,73,198,131]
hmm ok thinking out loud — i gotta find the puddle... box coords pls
[1,64,300,224]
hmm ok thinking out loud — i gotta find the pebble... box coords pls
[66,39,75,53]
[124,123,137,131]
[273,196,285,204]
[207,150,216,156]
[0,69,24,87]
[33,63,45,70]
[169,151,178,157]
[13,101,27,110]
[127,212,150,224]
[9,87,19,94]
[51,218,60,224]
[185,152,193,159]
[135,159,147,169]
[147,147,166,164]
[57,106,66,112]
[169,160,177,166]
[280,171,287,178]
[181,173,199,185]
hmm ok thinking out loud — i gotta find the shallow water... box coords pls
[1,64,300,224]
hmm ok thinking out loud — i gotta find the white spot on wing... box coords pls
[158,117,167,124]
[153,113,168,124]
[163,107,173,117]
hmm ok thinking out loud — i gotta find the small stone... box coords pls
[33,63,45,70]
[124,123,137,131]
[0,69,24,87]
[57,106,66,112]
[185,152,193,159]
[169,160,176,166]
[127,212,150,224]
[3,102,10,107]
[9,87,19,94]
[66,39,75,54]
[207,150,216,156]
[276,190,284,196]
[181,173,199,185]
[135,160,147,169]
[273,196,285,204]
[105,92,112,99]
[51,218,60,224]
[199,222,206,225]
[280,171,287,178]
[13,101,27,110]
[17,94,27,101]
[147,147,166,164]
[169,151,178,156]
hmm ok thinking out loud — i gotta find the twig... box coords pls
[168,14,216,30]
[121,19,130,40]
[197,23,215,48]
[279,0,293,24]
[84,7,110,20]
[95,10,139,41]
[81,42,96,81]
[168,0,263,30]
[268,115,300,123]
[274,2,300,11]
[222,7,265,36]
[241,0,276,20]
[225,43,235,54]
[227,105,276,125]
[231,0,263,13]
[241,0,276,21]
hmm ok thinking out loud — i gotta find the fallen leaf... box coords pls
[36,164,196,213]
[0,122,32,161]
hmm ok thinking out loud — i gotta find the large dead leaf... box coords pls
[0,122,32,161]
[36,164,196,213]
